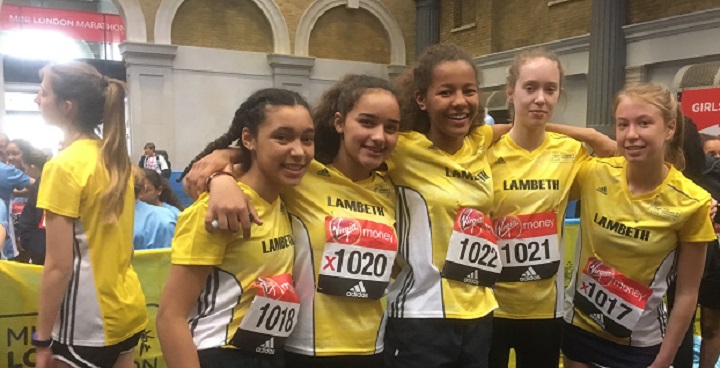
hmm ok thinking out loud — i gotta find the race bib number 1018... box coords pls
[231,274,300,356]
[441,208,501,287]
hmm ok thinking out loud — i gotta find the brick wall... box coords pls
[628,0,719,24]
[309,7,390,64]
[440,0,590,57]
[171,0,273,53]
[492,0,590,52]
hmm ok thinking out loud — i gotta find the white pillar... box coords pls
[267,54,315,101]
[120,42,177,164]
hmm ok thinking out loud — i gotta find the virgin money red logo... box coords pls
[256,277,282,298]
[587,259,614,287]
[495,216,522,239]
[457,208,485,236]
[329,218,362,244]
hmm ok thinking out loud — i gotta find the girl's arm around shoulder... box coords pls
[546,123,617,157]
[157,264,212,368]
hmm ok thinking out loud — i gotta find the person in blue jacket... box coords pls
[132,166,176,250]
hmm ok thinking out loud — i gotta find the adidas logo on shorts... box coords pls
[519,267,541,281]
[256,337,275,355]
[493,157,506,165]
[596,186,608,195]
[346,281,369,298]
[589,313,605,329]
[317,168,331,177]
[464,270,480,285]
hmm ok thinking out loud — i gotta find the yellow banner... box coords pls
[0,249,171,368]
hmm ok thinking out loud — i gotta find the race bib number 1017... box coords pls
[441,208,501,287]
[575,258,652,338]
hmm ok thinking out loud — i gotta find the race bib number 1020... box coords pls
[575,258,652,338]
[441,208,501,287]
[317,217,398,299]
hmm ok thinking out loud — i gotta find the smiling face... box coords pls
[615,96,676,165]
[508,57,560,129]
[334,89,401,173]
[243,105,315,189]
[417,60,480,141]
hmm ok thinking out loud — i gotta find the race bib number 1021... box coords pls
[495,212,560,282]
[441,208,501,287]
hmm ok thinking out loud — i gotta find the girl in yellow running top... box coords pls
[157,89,314,368]
[34,62,147,368]
[488,48,592,368]
[563,83,716,368]
[178,75,401,368]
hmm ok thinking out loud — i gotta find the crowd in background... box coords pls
[0,135,184,265]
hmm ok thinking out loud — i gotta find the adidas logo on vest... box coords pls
[256,337,275,355]
[346,281,369,298]
[519,267,541,281]
[589,313,605,329]
[317,168,330,177]
[464,270,480,285]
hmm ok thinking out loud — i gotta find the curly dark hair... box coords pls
[313,74,397,164]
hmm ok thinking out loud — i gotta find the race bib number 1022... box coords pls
[441,208,501,287]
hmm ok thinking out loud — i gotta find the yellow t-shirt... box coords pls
[565,157,715,346]
[283,160,397,356]
[37,139,147,346]
[489,132,589,319]
[172,182,294,351]
[386,124,498,319]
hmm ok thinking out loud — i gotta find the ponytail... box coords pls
[100,79,132,222]
[667,105,685,171]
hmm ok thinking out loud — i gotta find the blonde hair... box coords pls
[41,62,131,222]
[614,83,685,170]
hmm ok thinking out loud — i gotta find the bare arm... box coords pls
[546,123,617,157]
[183,148,260,237]
[156,264,212,368]
[649,242,706,368]
[0,225,6,244]
[35,212,75,366]
[183,148,242,199]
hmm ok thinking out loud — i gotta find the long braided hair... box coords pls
[179,88,310,181]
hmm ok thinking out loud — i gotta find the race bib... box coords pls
[575,258,652,338]
[317,217,398,299]
[441,208,501,287]
[495,212,561,282]
[231,274,300,356]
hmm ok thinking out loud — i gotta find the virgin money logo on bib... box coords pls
[457,208,487,236]
[495,216,522,239]
[587,258,614,287]
[328,218,362,244]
